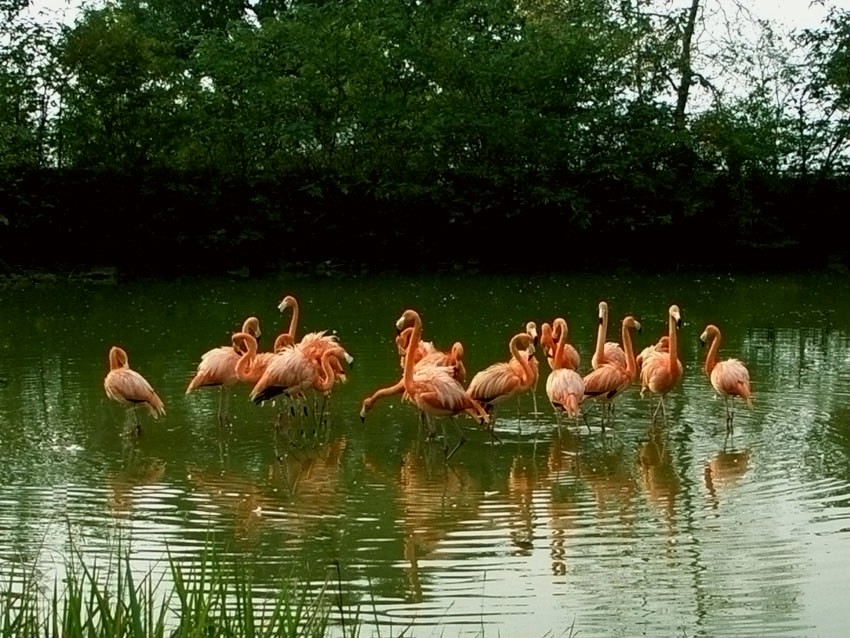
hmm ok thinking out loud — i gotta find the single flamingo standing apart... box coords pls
[545,319,585,426]
[104,346,166,434]
[581,316,641,430]
[467,331,536,425]
[640,305,683,423]
[699,324,752,432]
[185,316,261,422]
[396,309,490,461]
[590,301,627,370]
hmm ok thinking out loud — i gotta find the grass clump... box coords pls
[0,541,347,638]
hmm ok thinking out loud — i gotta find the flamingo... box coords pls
[467,331,536,422]
[640,305,684,422]
[540,318,580,372]
[545,321,586,426]
[590,301,627,370]
[361,330,466,422]
[511,321,541,415]
[185,316,261,421]
[249,340,353,422]
[581,316,641,429]
[104,346,166,434]
[396,309,490,460]
[699,324,752,431]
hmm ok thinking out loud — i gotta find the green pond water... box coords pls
[0,270,848,637]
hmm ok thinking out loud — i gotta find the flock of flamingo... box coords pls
[103,295,753,458]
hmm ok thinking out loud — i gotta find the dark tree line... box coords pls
[1,0,848,275]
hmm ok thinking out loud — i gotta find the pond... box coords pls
[0,269,848,637]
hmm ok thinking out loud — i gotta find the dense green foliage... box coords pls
[1,0,848,274]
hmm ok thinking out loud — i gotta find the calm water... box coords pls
[0,270,848,637]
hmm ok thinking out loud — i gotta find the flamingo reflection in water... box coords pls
[704,447,750,510]
[362,444,482,603]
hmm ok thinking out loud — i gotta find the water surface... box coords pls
[0,270,848,637]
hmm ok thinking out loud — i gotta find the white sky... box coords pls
[25,0,849,29]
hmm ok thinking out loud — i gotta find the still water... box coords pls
[0,270,848,637]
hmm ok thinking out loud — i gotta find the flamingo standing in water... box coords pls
[396,309,490,460]
[185,316,261,422]
[581,316,641,430]
[545,319,585,426]
[361,326,466,422]
[467,331,536,425]
[699,324,752,431]
[640,305,683,422]
[590,301,627,370]
[104,346,166,434]
[510,321,540,415]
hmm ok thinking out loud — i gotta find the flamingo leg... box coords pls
[444,417,466,462]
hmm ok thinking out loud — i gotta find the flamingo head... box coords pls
[525,321,539,346]
[241,316,261,341]
[395,309,420,332]
[670,305,682,329]
[277,295,297,313]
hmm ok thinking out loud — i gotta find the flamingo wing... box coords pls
[467,363,523,406]
[105,369,166,417]
[186,346,240,393]
[582,364,629,400]
[711,359,751,401]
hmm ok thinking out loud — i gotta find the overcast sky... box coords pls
[26,0,848,29]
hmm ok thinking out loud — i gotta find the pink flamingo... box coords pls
[590,301,627,370]
[640,305,683,422]
[581,316,641,429]
[699,324,752,431]
[361,328,466,422]
[467,331,536,422]
[104,346,166,434]
[396,309,490,460]
[545,320,585,425]
[185,316,261,421]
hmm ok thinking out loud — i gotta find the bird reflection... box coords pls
[638,424,680,546]
[107,452,167,517]
[704,447,750,509]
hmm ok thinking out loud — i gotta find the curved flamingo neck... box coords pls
[316,348,341,392]
[553,323,569,370]
[622,317,638,378]
[234,333,258,381]
[108,347,127,370]
[287,299,300,341]
[510,334,533,385]
[402,312,422,393]
[704,327,721,375]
